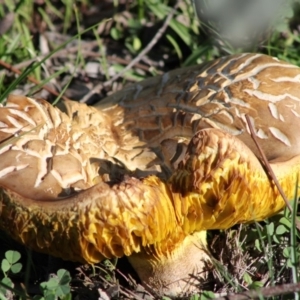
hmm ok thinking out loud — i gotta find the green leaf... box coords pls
[1,260,10,273]
[166,34,182,59]
[133,36,142,52]
[279,217,291,228]
[42,278,58,290]
[103,259,116,271]
[248,281,264,289]
[255,239,262,252]
[146,1,169,19]
[110,27,122,40]
[5,251,20,265]
[283,247,291,258]
[276,224,289,235]
[0,277,13,299]
[169,19,191,46]
[44,295,55,300]
[62,294,72,300]
[243,272,252,285]
[1,277,12,289]
[273,234,280,244]
[1,277,12,286]
[55,284,70,297]
[266,222,274,235]
[57,269,71,285]
[198,291,216,300]
[10,262,22,274]
[0,293,8,300]
[40,270,71,298]
[128,19,142,31]
[182,44,211,66]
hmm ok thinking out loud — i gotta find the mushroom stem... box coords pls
[128,231,210,297]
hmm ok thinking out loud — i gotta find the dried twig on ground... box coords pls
[4,41,155,73]
[215,282,300,300]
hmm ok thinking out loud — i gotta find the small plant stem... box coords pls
[291,179,299,292]
[245,114,300,231]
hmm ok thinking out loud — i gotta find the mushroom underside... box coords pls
[1,122,299,296]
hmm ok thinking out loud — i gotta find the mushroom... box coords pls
[0,53,300,296]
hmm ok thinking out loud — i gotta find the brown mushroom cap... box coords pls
[1,53,300,296]
[97,53,300,164]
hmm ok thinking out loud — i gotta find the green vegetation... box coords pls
[0,0,300,299]
[0,250,72,300]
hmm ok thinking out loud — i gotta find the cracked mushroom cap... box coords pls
[1,53,300,296]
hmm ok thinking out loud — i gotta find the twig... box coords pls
[0,59,71,101]
[245,115,300,231]
[80,1,179,103]
[214,282,300,300]
[104,6,177,85]
[3,43,156,74]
